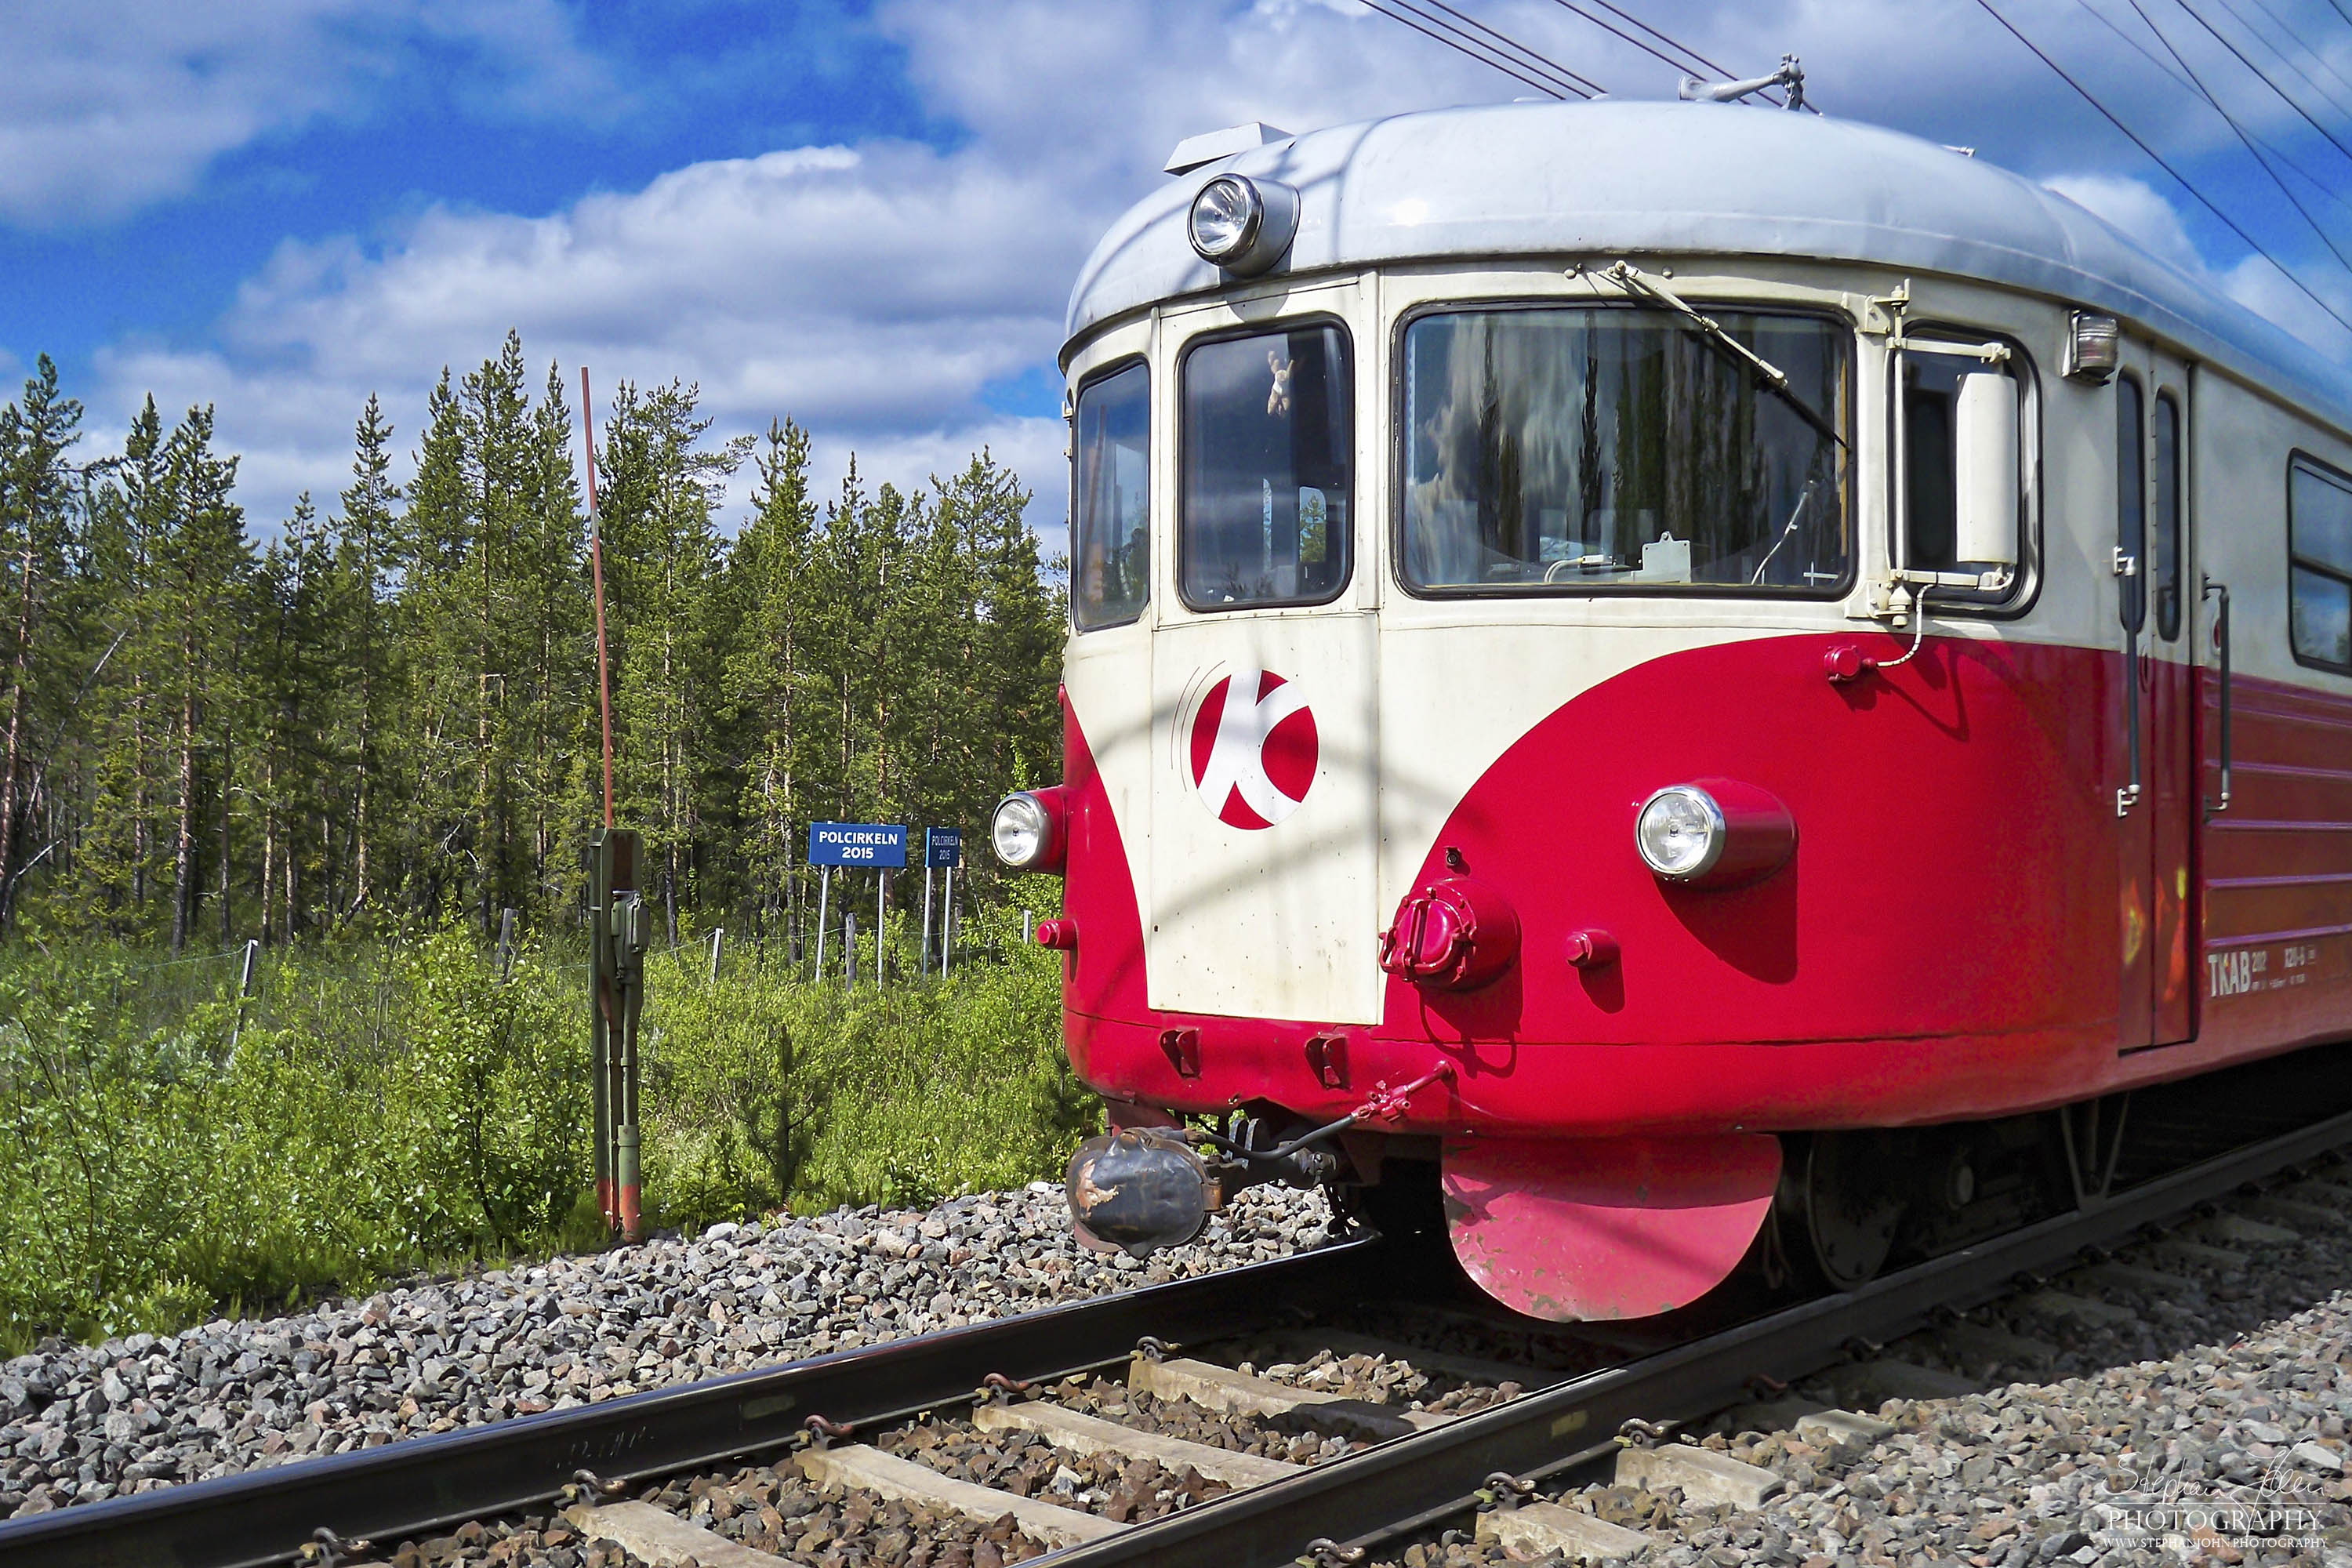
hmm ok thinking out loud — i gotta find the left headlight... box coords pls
[1187,174,1300,276]
[1635,779,1795,890]
[992,788,1066,871]
[1635,786,1726,881]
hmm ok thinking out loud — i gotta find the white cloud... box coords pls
[2042,173,2208,274]
[91,138,1091,532]
[74,0,2352,543]
[0,0,609,226]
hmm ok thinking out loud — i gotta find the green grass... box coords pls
[0,886,1085,1353]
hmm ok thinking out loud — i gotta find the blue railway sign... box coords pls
[808,822,907,868]
[925,827,962,868]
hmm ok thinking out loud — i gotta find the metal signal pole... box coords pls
[581,369,644,1243]
[583,367,615,831]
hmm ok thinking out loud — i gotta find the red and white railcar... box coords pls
[993,100,2352,1320]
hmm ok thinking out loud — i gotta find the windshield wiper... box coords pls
[1602,261,1848,452]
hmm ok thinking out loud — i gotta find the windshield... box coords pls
[1181,323,1352,609]
[1401,306,1850,593]
[1073,361,1150,630]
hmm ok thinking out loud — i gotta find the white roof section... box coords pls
[1065,99,2352,431]
[1164,122,1290,176]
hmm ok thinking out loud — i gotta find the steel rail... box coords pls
[0,1237,1389,1568]
[1041,1104,2352,1566]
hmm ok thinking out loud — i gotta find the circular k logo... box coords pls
[1185,666,1319,829]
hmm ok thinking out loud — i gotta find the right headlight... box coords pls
[992,789,1064,870]
[1635,786,1726,881]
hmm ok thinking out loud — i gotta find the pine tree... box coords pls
[330,394,404,923]
[725,420,818,950]
[0,358,85,924]
[156,405,250,952]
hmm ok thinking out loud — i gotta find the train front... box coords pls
[996,103,2095,1322]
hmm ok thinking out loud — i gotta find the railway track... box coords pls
[7,1102,2352,1568]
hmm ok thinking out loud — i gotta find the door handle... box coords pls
[2116,550,2141,817]
[2202,576,2232,816]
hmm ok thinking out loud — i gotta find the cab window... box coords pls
[1399,305,1849,593]
[1180,323,1353,609]
[1072,361,1149,630]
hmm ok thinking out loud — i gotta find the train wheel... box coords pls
[1780,1133,1907,1292]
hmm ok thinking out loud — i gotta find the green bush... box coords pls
[0,890,1082,1352]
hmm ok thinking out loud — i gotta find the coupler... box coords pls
[1065,1063,1457,1256]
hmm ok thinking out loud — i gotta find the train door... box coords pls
[1144,293,1385,1026]
[2117,346,2198,1050]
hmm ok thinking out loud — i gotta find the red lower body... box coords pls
[1051,631,2352,1316]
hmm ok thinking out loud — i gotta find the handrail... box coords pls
[2204,575,2233,816]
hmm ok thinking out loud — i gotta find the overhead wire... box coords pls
[1356,0,1583,98]
[2224,0,2352,114]
[2208,0,2352,123]
[2074,0,2352,220]
[1541,0,1714,83]
[1581,0,1785,107]
[2117,0,2352,282]
[1416,0,1608,96]
[1973,0,2352,334]
[2169,0,2352,168]
[1544,0,1820,111]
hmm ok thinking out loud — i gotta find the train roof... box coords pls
[1063,99,2352,431]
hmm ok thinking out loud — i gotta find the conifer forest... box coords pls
[0,332,1066,952]
[0,334,1081,1345]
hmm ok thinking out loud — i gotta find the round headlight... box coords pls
[1186,173,1300,276]
[992,792,1053,869]
[1635,786,1726,881]
[1189,176,1262,264]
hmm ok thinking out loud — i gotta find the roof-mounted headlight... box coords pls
[1635,780,1795,890]
[992,788,1067,872]
[1188,174,1300,277]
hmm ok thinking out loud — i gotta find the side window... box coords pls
[2152,393,2183,641]
[1181,323,1353,609]
[1899,339,2029,598]
[1902,357,1958,569]
[1073,361,1149,630]
[2117,376,2146,635]
[2291,456,2352,673]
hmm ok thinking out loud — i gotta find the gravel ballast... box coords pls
[0,1182,1330,1520]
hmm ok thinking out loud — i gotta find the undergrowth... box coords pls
[0,886,1082,1353]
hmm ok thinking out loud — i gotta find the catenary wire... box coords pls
[2078,0,2352,220]
[1581,0,1789,107]
[1358,0,1578,97]
[2209,0,2352,125]
[2169,0,2352,168]
[1389,0,1588,97]
[2120,0,2352,283]
[1417,0,1608,96]
[1975,0,2352,335]
[1544,0,1817,110]
[2227,0,2352,114]
[1368,5,1565,98]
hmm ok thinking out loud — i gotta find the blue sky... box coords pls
[7,0,2352,547]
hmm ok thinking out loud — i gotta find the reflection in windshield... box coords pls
[1181,325,1352,608]
[1073,361,1149,630]
[1402,307,1849,593]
